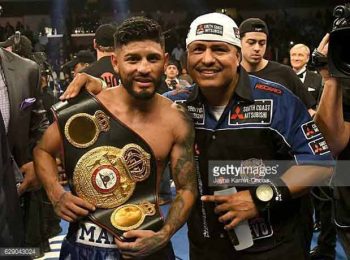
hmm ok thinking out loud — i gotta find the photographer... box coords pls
[31,52,61,123]
[158,60,190,94]
[314,33,350,257]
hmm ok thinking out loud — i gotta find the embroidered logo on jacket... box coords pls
[196,23,223,36]
[301,121,321,140]
[186,105,205,125]
[308,137,330,155]
[229,99,272,125]
[255,84,283,95]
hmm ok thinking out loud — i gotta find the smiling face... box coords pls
[112,40,166,100]
[290,45,309,71]
[187,40,240,90]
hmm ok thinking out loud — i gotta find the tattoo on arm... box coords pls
[165,104,198,235]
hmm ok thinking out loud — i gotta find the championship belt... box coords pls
[52,90,163,241]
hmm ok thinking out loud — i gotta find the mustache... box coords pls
[134,76,154,82]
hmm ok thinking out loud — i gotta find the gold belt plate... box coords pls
[110,201,156,231]
[73,146,135,208]
[64,110,110,148]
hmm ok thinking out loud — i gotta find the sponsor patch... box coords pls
[229,99,272,125]
[249,216,273,240]
[255,83,283,95]
[233,27,240,39]
[308,137,330,155]
[301,121,321,140]
[187,104,205,125]
[196,23,223,36]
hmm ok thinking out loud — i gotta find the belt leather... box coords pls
[52,90,163,241]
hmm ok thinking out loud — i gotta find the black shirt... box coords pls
[250,61,317,109]
[83,56,119,88]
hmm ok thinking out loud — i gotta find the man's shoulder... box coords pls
[163,85,195,102]
[266,61,294,74]
[306,70,322,79]
[249,74,304,103]
[158,94,191,123]
[251,61,294,85]
[1,48,38,69]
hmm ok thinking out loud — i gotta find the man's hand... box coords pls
[317,34,331,80]
[18,161,41,196]
[60,73,103,100]
[114,229,170,258]
[52,190,96,222]
[201,190,258,230]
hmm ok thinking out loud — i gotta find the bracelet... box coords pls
[99,78,107,90]
[269,178,292,203]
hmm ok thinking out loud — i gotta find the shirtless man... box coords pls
[33,17,196,259]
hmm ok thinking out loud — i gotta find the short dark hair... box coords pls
[114,16,164,48]
[167,60,181,71]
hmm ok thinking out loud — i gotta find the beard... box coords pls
[121,76,160,100]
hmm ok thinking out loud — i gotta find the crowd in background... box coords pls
[0,7,333,76]
[1,3,349,259]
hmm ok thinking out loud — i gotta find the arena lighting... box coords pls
[51,0,67,34]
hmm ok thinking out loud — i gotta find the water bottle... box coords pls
[214,187,254,251]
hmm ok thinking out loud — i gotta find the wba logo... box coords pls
[229,100,273,125]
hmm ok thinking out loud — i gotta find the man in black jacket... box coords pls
[290,43,323,102]
[0,110,25,250]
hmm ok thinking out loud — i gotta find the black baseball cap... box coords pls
[239,18,269,37]
[63,50,95,68]
[95,23,116,47]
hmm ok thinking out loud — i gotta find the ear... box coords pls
[111,53,119,73]
[164,52,169,74]
[93,39,97,50]
[236,50,242,66]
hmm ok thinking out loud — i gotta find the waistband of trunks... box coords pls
[70,221,118,249]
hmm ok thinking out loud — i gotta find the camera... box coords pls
[31,52,52,77]
[170,79,177,89]
[31,52,62,98]
[328,4,350,78]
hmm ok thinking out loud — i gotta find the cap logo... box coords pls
[196,23,223,36]
[233,27,240,39]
